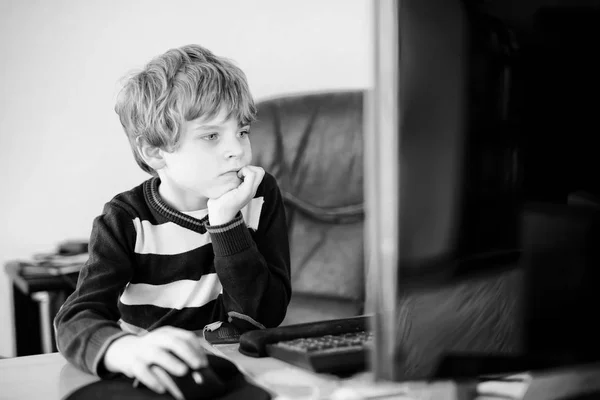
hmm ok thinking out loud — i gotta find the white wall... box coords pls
[0,0,372,357]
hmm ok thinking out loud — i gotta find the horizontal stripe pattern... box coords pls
[130,246,216,285]
[119,194,265,331]
[120,274,222,310]
[132,197,265,256]
[53,173,289,377]
[132,219,212,255]
[118,299,224,332]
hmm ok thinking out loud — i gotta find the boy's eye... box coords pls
[202,133,219,141]
[239,129,250,138]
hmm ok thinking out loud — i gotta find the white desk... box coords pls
[0,346,462,400]
[1,346,600,400]
[0,352,96,400]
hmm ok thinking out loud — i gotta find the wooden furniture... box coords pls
[5,261,78,356]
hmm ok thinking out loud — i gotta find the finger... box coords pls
[250,165,265,178]
[151,365,185,400]
[249,166,264,192]
[186,336,211,365]
[236,166,251,180]
[233,167,255,197]
[157,329,207,369]
[133,364,165,394]
[236,168,253,191]
[167,337,208,370]
[149,349,189,376]
[197,337,216,355]
[237,166,263,194]
[240,165,264,179]
[241,167,263,199]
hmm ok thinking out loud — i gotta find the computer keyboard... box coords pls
[238,315,373,375]
[238,315,530,378]
[267,330,373,374]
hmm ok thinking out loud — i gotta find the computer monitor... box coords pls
[366,0,600,382]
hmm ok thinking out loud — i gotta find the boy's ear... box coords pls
[136,137,167,171]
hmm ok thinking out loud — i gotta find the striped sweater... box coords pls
[54,172,291,376]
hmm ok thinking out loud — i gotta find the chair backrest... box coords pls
[251,90,365,325]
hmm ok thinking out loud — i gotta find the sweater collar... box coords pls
[143,177,209,234]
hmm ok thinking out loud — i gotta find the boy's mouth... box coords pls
[221,169,243,181]
[222,166,245,176]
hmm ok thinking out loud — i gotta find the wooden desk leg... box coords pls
[31,291,53,354]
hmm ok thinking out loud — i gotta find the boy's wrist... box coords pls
[103,335,135,374]
[208,208,238,226]
[205,212,252,256]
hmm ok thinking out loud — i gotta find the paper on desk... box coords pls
[328,381,417,400]
[18,253,88,276]
[257,369,463,400]
[256,368,326,400]
[476,373,532,400]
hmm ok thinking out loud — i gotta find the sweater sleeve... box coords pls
[206,172,291,330]
[53,201,136,376]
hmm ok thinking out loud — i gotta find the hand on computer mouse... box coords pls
[103,326,208,395]
[139,354,243,400]
[147,365,186,400]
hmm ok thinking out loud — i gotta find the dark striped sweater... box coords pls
[54,172,291,376]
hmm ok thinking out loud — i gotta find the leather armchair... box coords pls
[251,90,366,325]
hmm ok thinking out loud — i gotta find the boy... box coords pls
[54,44,291,395]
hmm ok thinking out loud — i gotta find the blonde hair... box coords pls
[115,44,256,175]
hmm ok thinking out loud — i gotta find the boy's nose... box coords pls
[223,136,245,159]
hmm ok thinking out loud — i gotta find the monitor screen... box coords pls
[366,0,600,382]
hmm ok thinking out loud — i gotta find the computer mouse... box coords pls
[166,354,243,400]
[67,354,268,400]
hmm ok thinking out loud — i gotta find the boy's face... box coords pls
[158,107,252,211]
